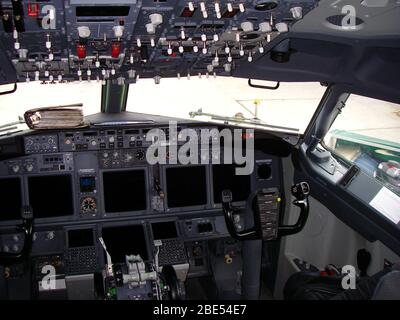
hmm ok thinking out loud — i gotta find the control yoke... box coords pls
[0,206,34,265]
[222,182,310,241]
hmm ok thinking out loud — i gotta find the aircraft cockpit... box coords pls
[0,0,399,303]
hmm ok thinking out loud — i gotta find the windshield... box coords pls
[0,78,324,134]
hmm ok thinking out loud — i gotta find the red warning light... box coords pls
[27,2,39,17]
[111,42,121,58]
[76,44,86,59]
[180,7,196,18]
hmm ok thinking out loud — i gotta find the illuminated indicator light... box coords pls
[193,44,199,53]
[76,44,86,59]
[248,52,252,62]
[77,69,82,77]
[216,12,221,19]
[277,197,281,203]
[14,41,20,50]
[213,34,219,41]
[227,53,232,62]
[239,3,245,12]
[200,2,206,11]
[180,29,185,40]
[227,3,233,12]
[95,60,100,68]
[49,75,53,82]
[201,34,207,42]
[179,45,184,53]
[267,34,271,42]
[87,69,91,76]
[101,69,106,76]
[136,38,141,47]
[202,10,208,18]
[111,68,116,75]
[13,29,18,39]
[27,3,39,17]
[150,38,155,47]
[214,3,220,13]
[35,71,39,81]
[111,42,121,58]
[58,74,62,82]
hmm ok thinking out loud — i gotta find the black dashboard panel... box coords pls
[166,165,208,208]
[0,177,22,221]
[28,174,74,218]
[212,164,251,203]
[103,169,147,213]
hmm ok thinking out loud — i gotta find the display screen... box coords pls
[212,164,251,203]
[0,177,22,221]
[102,225,148,263]
[76,6,130,17]
[166,166,207,208]
[103,170,147,213]
[28,175,74,218]
[151,221,178,240]
[68,229,94,248]
[80,176,96,193]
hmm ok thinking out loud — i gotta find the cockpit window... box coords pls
[324,94,400,197]
[0,82,101,132]
[0,78,324,134]
[126,77,325,134]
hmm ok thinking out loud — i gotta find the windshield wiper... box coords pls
[189,109,299,133]
[0,116,25,131]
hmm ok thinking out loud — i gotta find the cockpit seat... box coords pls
[284,263,400,300]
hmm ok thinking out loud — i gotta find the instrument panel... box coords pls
[0,125,282,222]
[0,124,286,281]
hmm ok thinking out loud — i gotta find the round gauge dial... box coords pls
[81,197,97,214]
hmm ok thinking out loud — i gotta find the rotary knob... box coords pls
[135,149,145,160]
[46,231,55,240]
[11,164,20,173]
[25,163,34,172]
